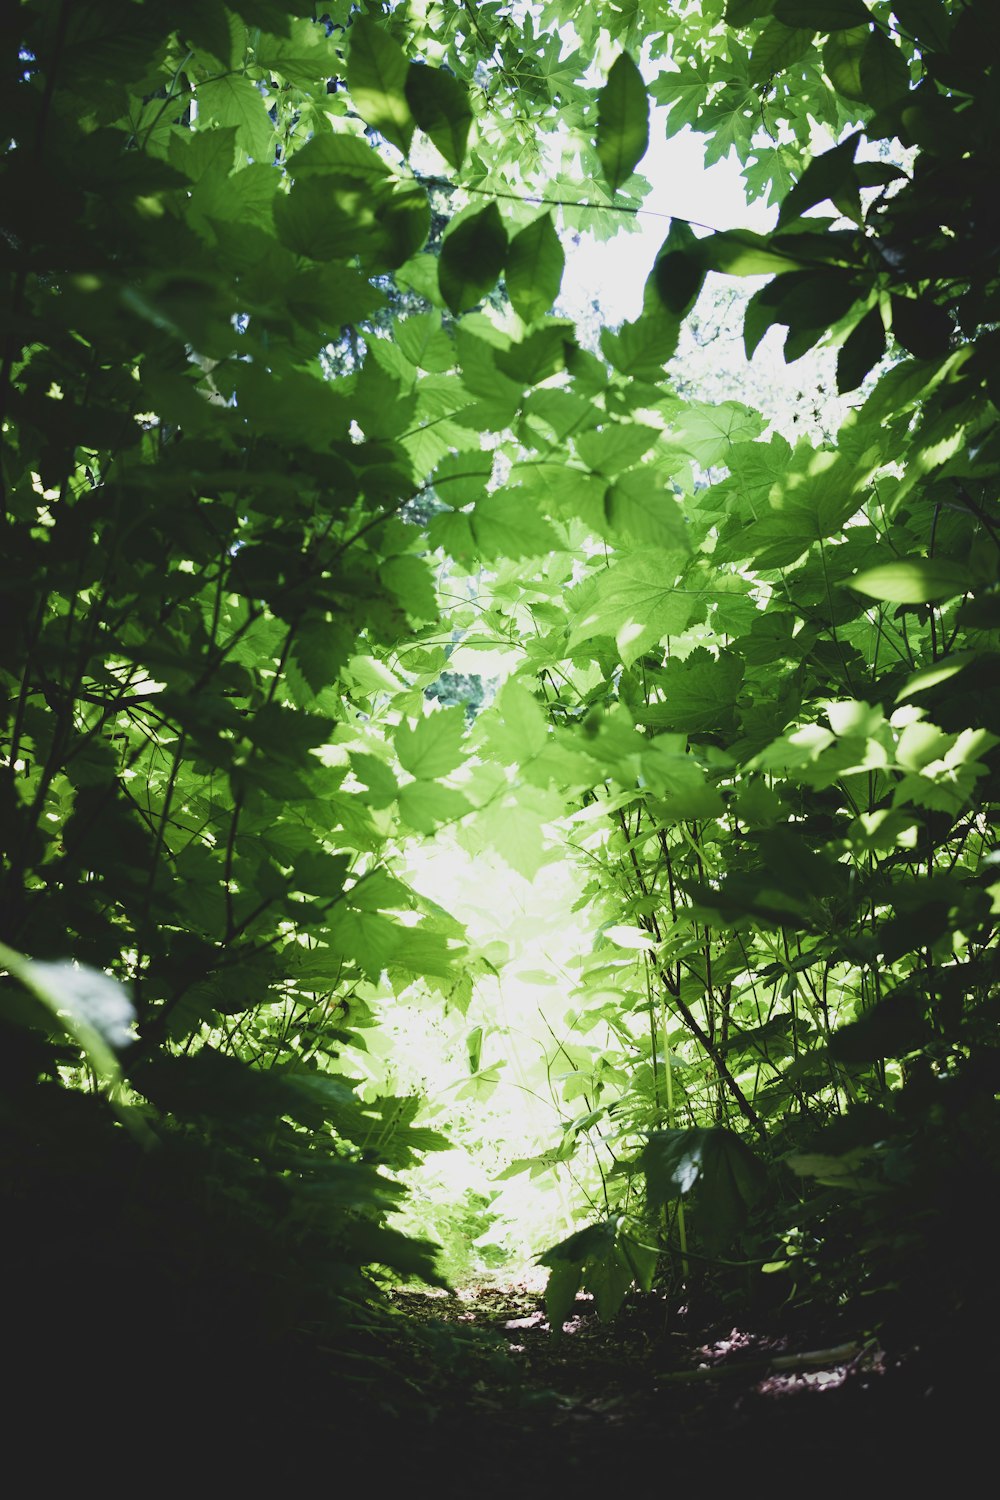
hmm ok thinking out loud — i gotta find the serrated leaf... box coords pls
[506,213,565,323]
[847,559,969,603]
[576,423,660,477]
[749,19,814,82]
[290,618,352,695]
[381,555,438,623]
[495,325,569,385]
[395,705,466,779]
[397,781,472,834]
[596,52,650,192]
[289,129,394,183]
[291,851,350,898]
[431,449,493,504]
[645,647,744,734]
[394,311,454,371]
[273,175,380,261]
[405,62,472,169]
[568,554,697,667]
[604,471,690,549]
[254,18,335,86]
[197,75,274,161]
[438,203,508,315]
[486,678,548,763]
[600,305,680,379]
[347,15,414,155]
[837,303,886,391]
[469,492,560,559]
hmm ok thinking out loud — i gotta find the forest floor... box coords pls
[367,1277,986,1493]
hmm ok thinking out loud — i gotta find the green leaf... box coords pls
[725,0,777,24]
[289,129,394,184]
[381,555,438,623]
[485,679,548,763]
[291,852,350,899]
[604,471,690,549]
[847,559,970,603]
[405,62,472,169]
[544,1259,582,1332]
[568,553,697,667]
[644,647,744,734]
[506,214,565,324]
[397,781,472,834]
[890,0,952,50]
[576,423,660,476]
[774,0,871,28]
[347,15,414,155]
[700,228,805,277]
[641,1128,767,1252]
[890,295,952,361]
[273,175,380,261]
[495,325,570,385]
[196,75,274,161]
[596,52,650,192]
[749,20,814,82]
[777,130,860,226]
[438,203,508,315]
[652,219,705,317]
[395,705,467,779]
[253,18,336,85]
[823,26,869,101]
[0,943,134,1071]
[290,618,352,696]
[600,305,680,379]
[837,304,886,391]
[394,311,454,371]
[469,492,560,559]
[860,27,911,109]
[829,991,930,1062]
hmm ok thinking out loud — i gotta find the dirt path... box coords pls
[379,1280,983,1492]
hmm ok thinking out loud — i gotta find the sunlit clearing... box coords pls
[376,830,599,1286]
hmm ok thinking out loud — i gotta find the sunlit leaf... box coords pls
[506,213,565,323]
[405,62,473,169]
[848,559,969,603]
[596,52,650,192]
[347,15,414,155]
[395,705,467,779]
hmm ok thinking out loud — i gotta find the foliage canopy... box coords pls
[2,0,999,1438]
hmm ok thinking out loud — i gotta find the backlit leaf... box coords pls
[439,203,508,314]
[596,52,650,192]
[347,15,414,155]
[405,62,472,169]
[506,214,565,324]
[847,559,970,603]
[824,26,869,101]
[395,706,467,779]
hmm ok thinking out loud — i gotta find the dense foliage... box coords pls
[2,0,998,1440]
